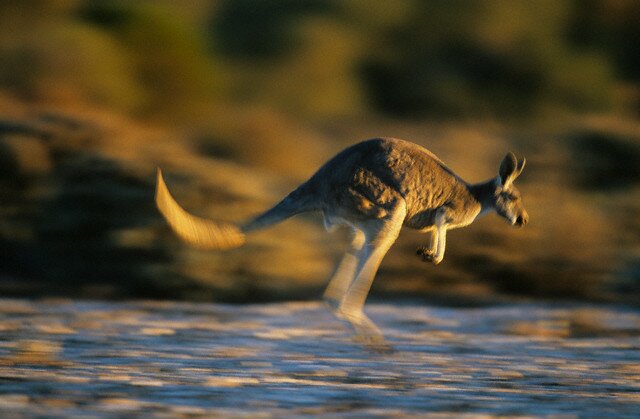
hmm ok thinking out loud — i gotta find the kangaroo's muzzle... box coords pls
[515,211,529,227]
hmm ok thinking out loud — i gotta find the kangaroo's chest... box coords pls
[404,203,480,230]
[445,205,482,230]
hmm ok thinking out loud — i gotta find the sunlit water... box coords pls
[0,298,639,417]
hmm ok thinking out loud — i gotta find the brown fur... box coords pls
[157,137,528,348]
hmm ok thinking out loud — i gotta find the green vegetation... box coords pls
[0,0,638,119]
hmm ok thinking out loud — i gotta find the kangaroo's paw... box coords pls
[416,246,437,264]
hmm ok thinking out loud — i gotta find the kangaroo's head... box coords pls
[493,152,528,227]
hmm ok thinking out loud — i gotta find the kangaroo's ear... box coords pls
[499,152,519,187]
[516,157,526,178]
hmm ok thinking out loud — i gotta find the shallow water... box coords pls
[0,298,639,417]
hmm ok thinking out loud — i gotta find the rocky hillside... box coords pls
[0,98,638,304]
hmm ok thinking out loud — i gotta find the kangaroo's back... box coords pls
[304,138,468,223]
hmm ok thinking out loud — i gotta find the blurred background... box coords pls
[0,0,638,304]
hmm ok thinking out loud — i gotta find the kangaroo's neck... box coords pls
[468,177,499,218]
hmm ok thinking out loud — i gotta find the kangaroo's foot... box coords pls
[330,306,394,353]
[323,295,342,313]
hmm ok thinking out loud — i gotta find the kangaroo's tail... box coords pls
[241,181,318,233]
[155,168,245,250]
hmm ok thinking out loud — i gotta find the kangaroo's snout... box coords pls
[515,211,529,227]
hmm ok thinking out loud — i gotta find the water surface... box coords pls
[0,298,639,416]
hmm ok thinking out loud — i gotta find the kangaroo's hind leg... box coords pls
[337,200,406,345]
[323,228,365,310]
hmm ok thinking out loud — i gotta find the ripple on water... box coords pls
[0,298,638,416]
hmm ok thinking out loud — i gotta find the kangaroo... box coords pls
[156,138,528,345]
